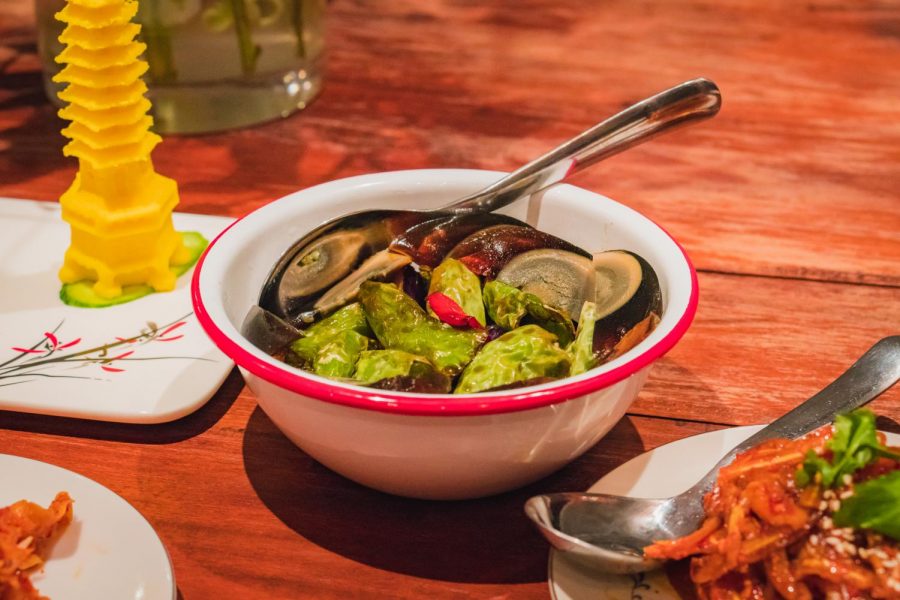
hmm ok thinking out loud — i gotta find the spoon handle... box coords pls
[445,78,721,213]
[690,336,900,495]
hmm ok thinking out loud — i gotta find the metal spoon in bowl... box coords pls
[524,335,900,574]
[256,78,721,328]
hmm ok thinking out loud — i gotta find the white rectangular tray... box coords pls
[0,198,234,423]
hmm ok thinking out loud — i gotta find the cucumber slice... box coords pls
[60,231,208,308]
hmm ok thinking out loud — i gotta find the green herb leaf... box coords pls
[796,450,833,487]
[796,409,900,488]
[825,410,878,486]
[833,471,900,541]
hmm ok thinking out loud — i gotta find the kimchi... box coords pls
[0,492,73,600]
[645,410,900,599]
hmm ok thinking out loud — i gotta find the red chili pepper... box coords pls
[426,293,483,329]
[101,365,125,373]
[11,347,43,354]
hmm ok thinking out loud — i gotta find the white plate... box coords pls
[0,453,175,600]
[548,425,900,600]
[0,198,234,423]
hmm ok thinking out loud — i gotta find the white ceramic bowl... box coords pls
[192,170,698,500]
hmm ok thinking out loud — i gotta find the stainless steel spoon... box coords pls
[524,335,900,574]
[258,78,721,326]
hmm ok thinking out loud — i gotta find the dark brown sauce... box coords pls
[665,559,698,600]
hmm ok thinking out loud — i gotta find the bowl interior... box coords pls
[195,169,695,405]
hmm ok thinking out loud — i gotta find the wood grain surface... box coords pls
[1,0,899,598]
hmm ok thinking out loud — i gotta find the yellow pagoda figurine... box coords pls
[53,0,190,300]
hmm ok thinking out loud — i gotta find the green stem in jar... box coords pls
[140,0,178,83]
[291,0,306,58]
[228,0,260,75]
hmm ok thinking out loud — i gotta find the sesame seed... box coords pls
[832,527,854,540]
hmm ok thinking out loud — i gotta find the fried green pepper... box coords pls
[482,280,575,346]
[290,302,373,366]
[483,279,529,330]
[523,297,576,347]
[358,281,485,376]
[314,330,370,378]
[355,349,431,383]
[426,258,486,327]
[354,349,452,393]
[567,301,602,376]
[455,324,571,394]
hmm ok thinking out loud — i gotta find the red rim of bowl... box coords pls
[191,206,698,417]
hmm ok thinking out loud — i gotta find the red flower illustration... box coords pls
[1,313,202,387]
[156,321,186,342]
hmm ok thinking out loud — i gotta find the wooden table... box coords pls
[1,1,899,598]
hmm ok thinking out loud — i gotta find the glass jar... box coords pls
[36,0,326,134]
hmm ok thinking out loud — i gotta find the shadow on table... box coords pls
[0,35,68,185]
[876,415,900,434]
[241,405,648,585]
[0,368,243,443]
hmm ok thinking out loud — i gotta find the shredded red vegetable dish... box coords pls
[0,492,73,600]
[644,412,900,600]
